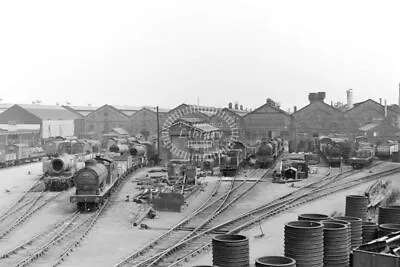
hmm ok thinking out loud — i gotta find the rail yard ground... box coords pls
[0,162,400,266]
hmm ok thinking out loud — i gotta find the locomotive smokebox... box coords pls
[109,144,129,154]
[50,155,74,174]
[129,145,146,156]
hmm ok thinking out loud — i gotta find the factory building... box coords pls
[130,107,169,141]
[345,99,400,133]
[0,103,13,114]
[358,118,400,142]
[0,104,83,140]
[241,99,291,146]
[84,104,130,139]
[292,92,346,152]
[209,103,248,142]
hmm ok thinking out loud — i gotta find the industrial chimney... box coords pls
[384,99,388,118]
[398,82,400,106]
[398,83,400,128]
[346,89,354,109]
[228,102,233,109]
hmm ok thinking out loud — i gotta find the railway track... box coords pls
[114,168,271,267]
[150,164,400,267]
[0,186,65,242]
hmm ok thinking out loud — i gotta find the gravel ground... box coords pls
[2,161,400,267]
[0,162,43,213]
[187,161,400,267]
[60,171,221,267]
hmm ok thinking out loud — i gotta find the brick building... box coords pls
[241,99,291,145]
[292,93,346,152]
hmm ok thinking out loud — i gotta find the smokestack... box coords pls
[234,102,239,110]
[398,82,400,106]
[228,102,233,109]
[346,89,354,109]
[294,106,297,113]
[385,99,388,118]
[240,105,243,111]
[379,98,382,105]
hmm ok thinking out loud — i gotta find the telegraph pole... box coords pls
[156,106,160,165]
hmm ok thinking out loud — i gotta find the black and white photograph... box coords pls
[1,1,400,266]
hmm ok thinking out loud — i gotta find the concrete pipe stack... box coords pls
[298,213,330,222]
[345,195,368,221]
[255,256,296,267]
[378,223,400,238]
[212,234,249,267]
[362,221,378,243]
[334,216,362,250]
[322,219,351,253]
[284,220,323,267]
[322,222,350,267]
[378,205,400,224]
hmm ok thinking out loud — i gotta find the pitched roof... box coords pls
[224,108,249,117]
[347,99,400,114]
[111,127,129,135]
[86,104,130,118]
[294,100,340,115]
[16,104,81,120]
[359,122,381,132]
[194,123,221,132]
[243,101,290,119]
[0,103,13,113]
[358,118,398,131]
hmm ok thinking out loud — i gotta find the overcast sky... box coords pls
[1,0,399,111]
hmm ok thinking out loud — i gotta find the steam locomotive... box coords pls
[317,136,351,168]
[220,141,247,176]
[253,138,284,168]
[70,141,152,211]
[43,154,86,191]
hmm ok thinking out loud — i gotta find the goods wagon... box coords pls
[43,137,67,156]
[375,140,399,159]
[0,144,45,167]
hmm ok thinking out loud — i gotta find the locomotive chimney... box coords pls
[228,102,233,109]
[384,99,388,118]
[346,89,354,110]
